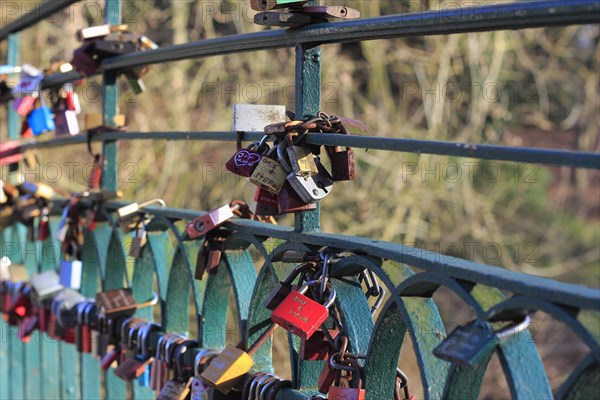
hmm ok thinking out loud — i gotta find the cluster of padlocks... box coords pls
[0,24,156,138]
[1,220,417,400]
[250,0,360,27]
[225,112,367,216]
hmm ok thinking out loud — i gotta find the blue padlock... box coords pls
[28,105,55,136]
[136,355,152,387]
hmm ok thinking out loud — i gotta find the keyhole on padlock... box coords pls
[316,181,329,194]
[195,221,205,232]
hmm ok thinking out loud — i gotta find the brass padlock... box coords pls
[201,324,279,394]
[249,152,287,195]
[281,139,319,177]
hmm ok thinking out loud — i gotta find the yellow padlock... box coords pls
[201,324,278,394]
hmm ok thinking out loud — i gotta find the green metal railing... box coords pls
[1,1,599,399]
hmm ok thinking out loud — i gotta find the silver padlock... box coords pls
[279,145,333,204]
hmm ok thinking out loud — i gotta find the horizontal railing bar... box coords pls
[41,0,600,88]
[47,200,599,311]
[305,134,600,170]
[0,0,80,41]
[18,131,600,170]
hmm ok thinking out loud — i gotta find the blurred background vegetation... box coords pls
[1,0,599,398]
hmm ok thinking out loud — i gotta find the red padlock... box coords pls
[14,95,36,116]
[186,204,235,239]
[328,359,366,400]
[250,186,280,216]
[300,328,339,361]
[18,315,39,343]
[38,306,49,333]
[278,182,317,214]
[101,347,120,370]
[271,281,336,340]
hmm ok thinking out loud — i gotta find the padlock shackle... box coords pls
[297,279,337,309]
[282,262,318,286]
[134,291,159,310]
[276,142,293,173]
[194,348,220,378]
[495,314,531,338]
[139,322,161,357]
[175,339,199,378]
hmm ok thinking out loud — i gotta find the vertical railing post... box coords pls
[6,33,20,140]
[102,0,121,192]
[100,2,125,398]
[292,1,323,386]
[3,32,26,400]
[294,41,321,233]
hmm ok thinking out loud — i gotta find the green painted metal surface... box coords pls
[558,355,600,400]
[7,33,20,141]
[294,38,321,233]
[102,0,121,192]
[39,222,61,399]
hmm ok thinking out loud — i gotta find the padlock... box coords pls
[0,80,14,104]
[76,24,128,41]
[117,198,166,221]
[250,0,308,11]
[0,256,11,282]
[286,157,334,204]
[254,11,315,27]
[94,39,137,57]
[28,101,55,136]
[38,208,51,241]
[101,346,121,370]
[71,41,101,76]
[18,314,40,343]
[248,186,280,216]
[277,182,317,214]
[201,324,278,394]
[271,280,336,340]
[300,328,340,361]
[14,95,37,116]
[124,70,146,95]
[30,270,63,301]
[59,258,83,290]
[152,334,178,391]
[19,181,54,200]
[54,109,80,136]
[433,315,531,367]
[129,219,147,258]
[282,140,319,177]
[317,351,343,394]
[337,117,370,136]
[186,204,236,239]
[249,154,287,195]
[53,288,85,328]
[157,377,193,400]
[326,145,356,181]
[77,302,96,353]
[96,288,137,319]
[264,262,316,310]
[303,5,361,20]
[226,144,263,177]
[328,359,366,400]
[38,303,50,334]
[114,354,155,382]
[250,0,307,11]
[395,368,416,400]
[195,235,226,280]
